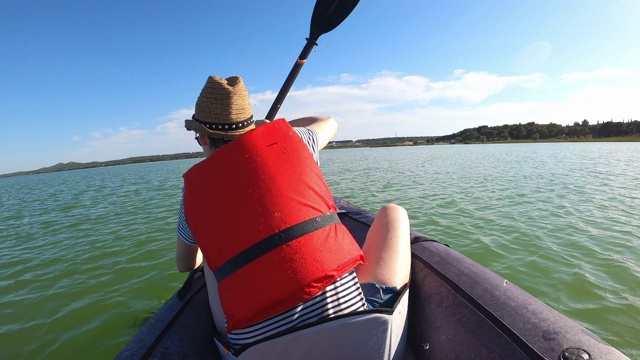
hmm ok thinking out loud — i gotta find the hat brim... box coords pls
[185,119,256,141]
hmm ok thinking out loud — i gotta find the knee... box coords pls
[379,203,408,219]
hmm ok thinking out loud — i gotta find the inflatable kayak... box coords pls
[116,197,629,359]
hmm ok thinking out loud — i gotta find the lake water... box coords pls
[1,142,638,359]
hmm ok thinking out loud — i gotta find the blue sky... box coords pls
[1,0,639,175]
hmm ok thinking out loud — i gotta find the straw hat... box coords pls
[185,75,255,140]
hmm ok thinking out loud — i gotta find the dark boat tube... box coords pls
[116,198,629,360]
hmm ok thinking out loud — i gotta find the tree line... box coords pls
[435,119,640,143]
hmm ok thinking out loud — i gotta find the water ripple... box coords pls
[323,143,639,358]
[1,145,639,358]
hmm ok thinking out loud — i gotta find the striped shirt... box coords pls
[228,270,365,347]
[177,125,366,348]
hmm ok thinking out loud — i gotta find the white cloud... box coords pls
[320,73,363,84]
[160,108,194,122]
[250,70,554,138]
[252,70,544,119]
[66,68,639,161]
[564,84,640,121]
[68,112,197,163]
[429,70,544,104]
[562,68,640,81]
[90,130,107,139]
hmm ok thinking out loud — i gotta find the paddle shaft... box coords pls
[265,0,360,120]
[265,38,317,120]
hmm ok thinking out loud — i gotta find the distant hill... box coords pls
[0,137,440,178]
[0,152,204,178]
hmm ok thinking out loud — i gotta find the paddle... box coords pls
[265,0,360,120]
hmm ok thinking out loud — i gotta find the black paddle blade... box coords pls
[309,0,360,41]
[265,0,360,120]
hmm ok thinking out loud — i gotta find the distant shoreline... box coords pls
[2,136,639,179]
[326,135,640,149]
[0,152,205,179]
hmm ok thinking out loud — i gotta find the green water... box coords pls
[1,142,638,359]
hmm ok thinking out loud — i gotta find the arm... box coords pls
[176,237,202,272]
[288,116,337,150]
[176,193,202,272]
[255,116,337,149]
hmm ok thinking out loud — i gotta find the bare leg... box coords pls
[356,204,411,287]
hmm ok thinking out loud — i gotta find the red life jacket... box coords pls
[183,119,365,332]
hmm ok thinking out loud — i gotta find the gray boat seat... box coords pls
[214,286,410,360]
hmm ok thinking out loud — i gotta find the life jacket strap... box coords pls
[213,213,341,282]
